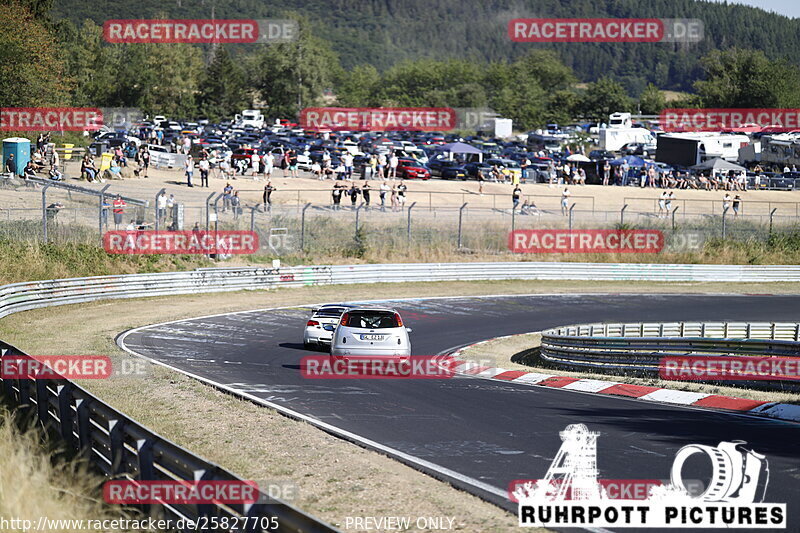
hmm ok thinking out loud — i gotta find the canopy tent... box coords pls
[566,154,590,162]
[433,142,484,162]
[690,158,746,172]
[609,155,646,167]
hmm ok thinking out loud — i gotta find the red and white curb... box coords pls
[438,334,800,424]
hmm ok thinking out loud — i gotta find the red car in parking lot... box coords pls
[396,158,430,179]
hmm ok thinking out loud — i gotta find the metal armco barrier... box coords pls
[2,262,800,529]
[2,262,800,320]
[540,321,800,390]
[0,342,337,533]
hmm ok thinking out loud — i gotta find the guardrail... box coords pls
[540,321,800,390]
[0,341,337,533]
[3,262,800,321]
[3,262,800,528]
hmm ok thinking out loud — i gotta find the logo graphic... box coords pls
[509,18,703,43]
[516,424,785,528]
[0,107,103,131]
[661,108,800,133]
[103,230,259,255]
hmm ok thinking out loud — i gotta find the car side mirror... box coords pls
[406,327,413,333]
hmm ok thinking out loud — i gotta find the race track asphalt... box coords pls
[120,294,800,532]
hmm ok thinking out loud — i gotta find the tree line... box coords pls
[3,0,800,130]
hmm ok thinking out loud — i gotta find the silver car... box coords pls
[303,304,354,348]
[330,308,412,359]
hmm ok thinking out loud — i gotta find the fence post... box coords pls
[769,207,777,234]
[620,204,627,225]
[99,184,110,242]
[204,192,215,233]
[355,203,363,239]
[671,206,680,230]
[300,202,311,251]
[41,183,51,242]
[249,206,256,233]
[722,206,729,239]
[154,188,166,232]
[407,201,416,243]
[568,203,575,231]
[512,201,516,233]
[457,202,467,249]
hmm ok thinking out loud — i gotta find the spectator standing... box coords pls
[602,161,611,186]
[723,193,732,213]
[521,156,530,182]
[331,183,343,210]
[348,182,360,207]
[289,149,299,178]
[666,191,674,214]
[157,192,167,223]
[343,152,354,180]
[512,184,522,210]
[4,153,15,176]
[388,154,399,179]
[263,181,275,211]
[658,190,667,217]
[379,181,389,210]
[561,187,571,216]
[140,146,150,178]
[250,151,260,179]
[281,150,290,177]
[199,157,210,187]
[362,181,371,206]
[264,151,274,179]
[390,184,399,211]
[223,182,233,212]
[397,180,407,207]
[230,191,241,220]
[621,161,630,186]
[112,195,126,229]
[166,194,176,228]
[184,155,194,187]
[377,153,386,179]
[732,194,741,217]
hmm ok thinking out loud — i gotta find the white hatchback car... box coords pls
[303,304,354,348]
[330,308,412,359]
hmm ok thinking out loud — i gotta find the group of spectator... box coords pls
[331,180,406,211]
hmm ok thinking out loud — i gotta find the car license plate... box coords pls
[457,173,465,177]
[360,334,385,341]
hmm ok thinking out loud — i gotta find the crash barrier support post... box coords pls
[568,203,575,231]
[671,206,680,230]
[457,203,467,249]
[300,203,311,251]
[99,185,110,241]
[770,208,778,234]
[407,202,417,243]
[0,340,337,533]
[620,204,627,226]
[41,183,51,242]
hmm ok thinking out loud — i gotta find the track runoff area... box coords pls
[119,293,800,532]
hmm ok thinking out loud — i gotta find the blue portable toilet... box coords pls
[3,137,31,176]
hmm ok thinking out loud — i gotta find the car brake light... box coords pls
[394,313,403,327]
[340,312,350,326]
[307,320,319,326]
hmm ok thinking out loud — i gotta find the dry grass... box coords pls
[0,406,138,532]
[458,333,800,405]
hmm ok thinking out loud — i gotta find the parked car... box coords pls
[621,142,656,158]
[589,149,615,160]
[396,158,430,179]
[426,158,467,179]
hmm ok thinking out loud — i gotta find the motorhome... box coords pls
[598,112,655,151]
[755,134,800,167]
[234,110,266,130]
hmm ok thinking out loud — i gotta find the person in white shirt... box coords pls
[198,157,210,187]
[263,152,274,178]
[157,192,167,223]
[561,187,571,216]
[379,181,390,210]
[251,152,261,178]
[184,155,194,187]
[342,152,354,180]
[388,154,399,178]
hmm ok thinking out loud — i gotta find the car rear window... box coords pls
[314,307,346,318]
[342,310,401,329]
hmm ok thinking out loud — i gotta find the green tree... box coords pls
[335,64,380,106]
[197,46,250,121]
[580,77,632,122]
[694,48,800,108]
[638,83,666,115]
[253,19,342,118]
[0,2,70,107]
